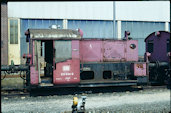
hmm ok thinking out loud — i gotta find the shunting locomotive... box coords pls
[1,27,170,90]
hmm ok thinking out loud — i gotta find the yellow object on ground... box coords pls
[73,97,78,106]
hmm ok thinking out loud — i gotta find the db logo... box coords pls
[62,65,70,71]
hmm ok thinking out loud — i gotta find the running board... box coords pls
[38,82,137,87]
[79,82,137,87]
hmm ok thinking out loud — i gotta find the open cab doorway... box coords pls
[37,40,54,86]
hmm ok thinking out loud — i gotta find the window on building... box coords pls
[167,39,170,52]
[10,19,18,44]
[147,40,153,53]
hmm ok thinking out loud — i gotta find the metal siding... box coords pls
[80,40,103,62]
[8,2,113,20]
[53,59,80,84]
[121,21,165,56]
[68,20,117,39]
[8,2,170,22]
[30,66,39,85]
[133,63,147,76]
[126,40,138,61]
[20,19,63,64]
[103,41,125,61]
[116,1,170,22]
[1,4,8,65]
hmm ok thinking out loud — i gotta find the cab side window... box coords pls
[147,40,153,53]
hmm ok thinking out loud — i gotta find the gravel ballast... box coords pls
[1,88,170,113]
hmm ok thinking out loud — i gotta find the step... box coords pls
[39,83,54,87]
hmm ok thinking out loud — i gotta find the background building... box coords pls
[1,2,8,65]
[2,1,170,65]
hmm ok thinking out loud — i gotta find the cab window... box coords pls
[147,40,153,53]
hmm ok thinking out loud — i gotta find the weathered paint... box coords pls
[145,31,170,62]
[80,40,138,62]
[131,63,147,76]
[28,29,81,39]
[80,62,134,82]
[30,66,39,85]
[72,40,80,59]
[53,59,80,84]
[8,19,20,65]
[80,40,103,62]
[103,40,125,61]
[126,40,138,61]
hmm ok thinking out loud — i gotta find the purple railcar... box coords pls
[144,31,170,84]
[145,31,170,62]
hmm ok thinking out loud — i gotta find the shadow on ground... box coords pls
[29,86,141,96]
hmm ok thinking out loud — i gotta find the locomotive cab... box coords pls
[25,28,148,89]
[25,28,82,87]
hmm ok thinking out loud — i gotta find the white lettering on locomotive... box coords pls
[65,77,71,81]
[56,78,62,80]
[61,72,74,76]
[74,77,77,80]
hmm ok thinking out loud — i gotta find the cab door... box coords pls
[53,40,80,85]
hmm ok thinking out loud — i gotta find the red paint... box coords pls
[103,41,125,61]
[53,59,80,84]
[72,40,80,59]
[80,40,103,62]
[30,66,39,85]
[78,28,83,37]
[23,53,32,65]
[32,41,35,64]
[126,40,138,61]
[131,63,147,76]
[80,40,138,62]
[23,53,32,58]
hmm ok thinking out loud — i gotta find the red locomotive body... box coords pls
[2,29,169,90]
[23,28,149,89]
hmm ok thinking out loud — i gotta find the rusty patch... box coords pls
[136,64,143,68]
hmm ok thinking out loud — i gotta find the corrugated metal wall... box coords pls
[121,21,165,56]
[8,2,170,22]
[1,4,8,65]
[68,20,117,39]
[20,19,63,64]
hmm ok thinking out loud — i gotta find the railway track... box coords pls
[141,85,168,90]
[1,85,169,97]
[1,89,29,97]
